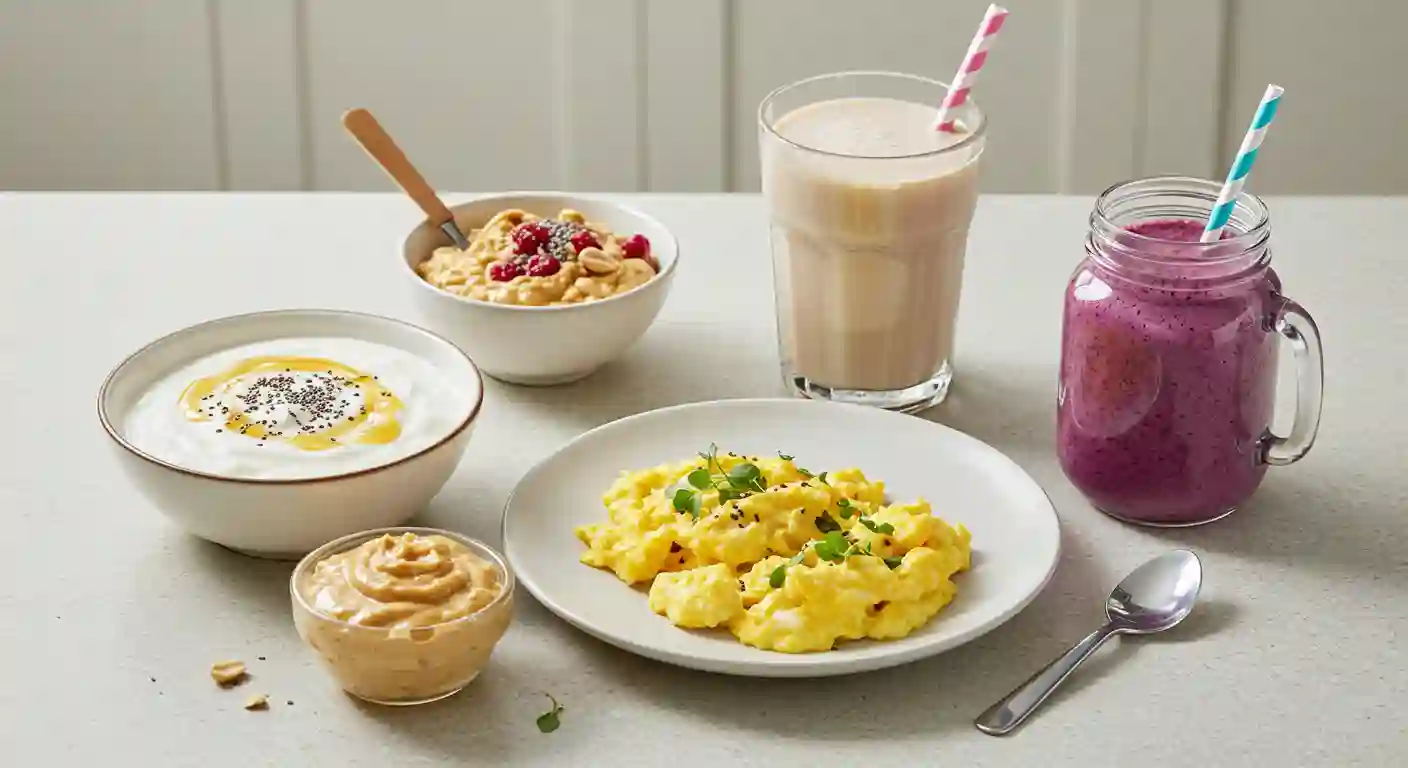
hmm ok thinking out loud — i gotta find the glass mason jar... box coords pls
[759,71,986,412]
[1057,176,1324,526]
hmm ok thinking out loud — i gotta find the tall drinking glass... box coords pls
[759,71,986,412]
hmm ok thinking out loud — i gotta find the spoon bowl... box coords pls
[1107,549,1203,633]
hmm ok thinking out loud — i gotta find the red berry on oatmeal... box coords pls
[511,222,551,255]
[621,234,651,261]
[569,230,600,254]
[525,254,561,277]
[488,260,523,282]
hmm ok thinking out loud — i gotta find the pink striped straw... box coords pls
[933,4,1009,132]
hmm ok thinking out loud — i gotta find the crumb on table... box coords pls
[210,660,248,687]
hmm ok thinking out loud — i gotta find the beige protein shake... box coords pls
[760,72,985,411]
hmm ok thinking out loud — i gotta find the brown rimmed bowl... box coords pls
[98,309,485,559]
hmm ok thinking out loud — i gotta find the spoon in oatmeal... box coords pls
[341,108,472,250]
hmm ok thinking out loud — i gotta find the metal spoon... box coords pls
[341,107,471,250]
[975,549,1203,736]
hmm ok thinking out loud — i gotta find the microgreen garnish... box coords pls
[726,462,767,492]
[837,498,854,519]
[816,471,829,485]
[686,468,713,490]
[671,444,771,520]
[778,451,815,477]
[769,550,807,588]
[697,442,725,471]
[857,517,895,535]
[769,523,904,587]
[671,488,702,519]
[815,512,841,534]
[536,693,564,734]
[813,531,849,562]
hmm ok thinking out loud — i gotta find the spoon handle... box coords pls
[341,108,457,229]
[975,623,1122,736]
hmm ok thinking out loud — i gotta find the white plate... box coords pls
[502,399,1060,677]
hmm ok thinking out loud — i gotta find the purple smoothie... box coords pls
[1057,218,1281,525]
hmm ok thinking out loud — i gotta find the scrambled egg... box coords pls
[575,448,971,653]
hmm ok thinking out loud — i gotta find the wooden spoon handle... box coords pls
[341,108,455,226]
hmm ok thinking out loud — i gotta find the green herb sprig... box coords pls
[837,498,855,519]
[767,527,905,588]
[536,693,564,734]
[778,450,814,478]
[769,549,807,588]
[670,444,770,519]
[857,517,895,535]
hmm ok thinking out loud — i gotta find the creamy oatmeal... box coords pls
[416,208,658,306]
[293,531,513,704]
[123,338,470,480]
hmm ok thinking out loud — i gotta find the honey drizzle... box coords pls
[178,355,403,451]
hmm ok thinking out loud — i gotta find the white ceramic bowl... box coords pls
[400,193,679,385]
[98,310,485,559]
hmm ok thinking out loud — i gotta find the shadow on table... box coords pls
[565,520,1134,741]
[923,360,1056,462]
[495,327,1064,460]
[346,658,561,765]
[1040,597,1240,706]
[1138,475,1405,583]
[491,322,784,433]
[128,532,295,623]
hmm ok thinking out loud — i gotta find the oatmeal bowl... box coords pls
[98,309,484,558]
[402,193,679,385]
[291,526,514,705]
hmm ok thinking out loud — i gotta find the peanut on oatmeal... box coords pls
[415,209,659,307]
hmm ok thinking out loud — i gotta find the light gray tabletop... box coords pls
[2,193,1403,766]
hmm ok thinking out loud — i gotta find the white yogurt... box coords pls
[123,337,472,480]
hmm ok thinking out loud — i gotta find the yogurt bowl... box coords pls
[401,193,679,385]
[98,309,484,558]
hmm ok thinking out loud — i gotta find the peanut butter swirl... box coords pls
[305,533,500,629]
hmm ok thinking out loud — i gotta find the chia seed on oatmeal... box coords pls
[541,219,586,261]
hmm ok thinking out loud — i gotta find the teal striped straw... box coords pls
[1202,84,1284,242]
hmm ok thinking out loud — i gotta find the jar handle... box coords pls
[1263,296,1324,466]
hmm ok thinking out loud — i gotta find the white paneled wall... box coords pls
[1,0,1403,194]
[0,1,222,190]
[1222,0,1408,194]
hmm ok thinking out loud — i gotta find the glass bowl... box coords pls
[290,526,515,706]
